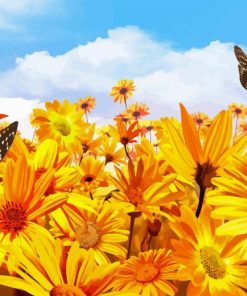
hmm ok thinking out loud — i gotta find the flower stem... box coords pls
[124,144,131,159]
[195,185,206,218]
[124,94,128,109]
[126,212,139,259]
[234,114,238,138]
[85,110,89,123]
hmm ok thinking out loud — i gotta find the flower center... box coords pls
[82,144,89,153]
[82,175,95,183]
[195,162,218,189]
[81,103,89,109]
[128,187,144,206]
[0,202,27,234]
[75,222,101,249]
[200,247,226,279]
[105,153,114,164]
[119,87,128,95]
[235,108,242,114]
[50,284,86,296]
[54,119,71,136]
[120,136,129,145]
[132,111,140,118]
[196,118,203,125]
[136,263,160,283]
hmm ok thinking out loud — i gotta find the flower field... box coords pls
[0,79,246,296]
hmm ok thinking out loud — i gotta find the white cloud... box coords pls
[0,0,54,30]
[0,26,246,123]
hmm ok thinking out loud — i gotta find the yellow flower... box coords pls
[30,99,85,154]
[207,154,247,248]
[161,103,247,217]
[0,237,119,296]
[228,103,247,118]
[50,198,128,264]
[0,156,67,268]
[169,205,247,295]
[110,79,135,106]
[191,111,211,128]
[111,249,178,296]
[77,156,109,193]
[80,123,103,156]
[98,137,126,166]
[76,96,96,114]
[111,157,183,221]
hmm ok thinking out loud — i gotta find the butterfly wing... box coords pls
[238,65,247,90]
[0,121,18,161]
[234,45,247,90]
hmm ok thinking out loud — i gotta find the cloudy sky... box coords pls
[0,0,247,137]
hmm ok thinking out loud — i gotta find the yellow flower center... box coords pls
[50,284,86,296]
[0,202,27,234]
[128,187,144,206]
[136,263,160,283]
[75,222,101,249]
[200,247,226,279]
[54,118,71,136]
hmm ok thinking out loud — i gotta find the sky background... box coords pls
[0,0,247,137]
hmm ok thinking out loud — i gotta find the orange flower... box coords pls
[228,103,246,118]
[76,96,96,114]
[110,79,135,107]
[126,103,150,121]
[111,249,178,296]
[191,112,210,128]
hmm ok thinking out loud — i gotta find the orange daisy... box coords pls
[110,79,135,108]
[111,249,178,296]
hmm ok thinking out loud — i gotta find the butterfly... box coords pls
[234,45,247,90]
[0,118,18,161]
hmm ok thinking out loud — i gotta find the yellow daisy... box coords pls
[30,99,86,154]
[0,237,120,296]
[50,198,128,264]
[169,205,247,295]
[161,103,247,217]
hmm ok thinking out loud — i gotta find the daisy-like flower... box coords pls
[50,198,128,264]
[228,103,246,118]
[170,205,247,295]
[0,237,121,296]
[238,120,247,135]
[126,103,150,121]
[80,123,103,156]
[30,99,86,155]
[207,154,247,244]
[110,79,135,108]
[161,103,247,217]
[113,112,130,123]
[76,96,96,114]
[98,137,126,166]
[0,156,67,267]
[191,112,210,129]
[77,156,109,193]
[111,249,178,296]
[111,157,183,220]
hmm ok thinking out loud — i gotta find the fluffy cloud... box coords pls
[0,0,55,30]
[0,26,246,122]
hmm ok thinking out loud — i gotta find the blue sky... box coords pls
[1,0,247,70]
[0,0,247,137]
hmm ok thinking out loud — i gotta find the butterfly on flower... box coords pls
[234,45,247,90]
[0,114,18,161]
